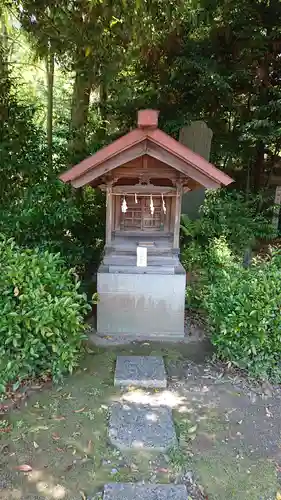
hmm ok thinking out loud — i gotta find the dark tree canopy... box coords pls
[0,0,280,275]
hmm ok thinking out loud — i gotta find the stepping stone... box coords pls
[103,483,188,500]
[109,402,177,451]
[114,356,167,388]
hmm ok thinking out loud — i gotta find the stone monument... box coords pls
[180,121,213,218]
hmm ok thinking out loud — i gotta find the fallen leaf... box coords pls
[33,441,39,449]
[52,433,60,441]
[85,46,91,57]
[266,407,273,418]
[74,407,85,413]
[157,467,169,473]
[0,426,12,433]
[53,416,66,421]
[0,443,9,452]
[56,447,64,452]
[188,424,198,434]
[15,464,32,472]
[85,439,92,454]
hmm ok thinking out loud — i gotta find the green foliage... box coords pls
[2,0,281,387]
[181,192,281,381]
[203,239,281,381]
[111,0,281,191]
[0,236,90,392]
[181,189,275,254]
[0,180,105,273]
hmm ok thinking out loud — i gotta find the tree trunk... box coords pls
[46,48,54,167]
[69,69,93,163]
[253,140,265,191]
[0,13,10,124]
[98,78,108,142]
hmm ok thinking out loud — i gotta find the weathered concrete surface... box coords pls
[109,402,177,451]
[97,271,186,339]
[103,483,188,500]
[114,356,167,388]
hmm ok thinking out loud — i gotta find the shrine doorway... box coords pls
[115,195,172,233]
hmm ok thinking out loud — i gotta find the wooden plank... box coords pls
[170,195,175,233]
[173,186,182,248]
[164,196,172,232]
[106,184,113,244]
[114,195,121,230]
[113,165,178,180]
[112,185,176,194]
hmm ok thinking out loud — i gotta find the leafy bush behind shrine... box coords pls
[181,190,274,256]
[181,191,281,381]
[204,239,281,382]
[0,236,90,393]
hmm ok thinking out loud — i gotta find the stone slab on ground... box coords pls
[114,356,167,388]
[103,483,188,500]
[109,402,177,451]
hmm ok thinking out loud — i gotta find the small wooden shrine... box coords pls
[60,110,232,340]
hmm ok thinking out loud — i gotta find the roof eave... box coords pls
[59,128,146,183]
[147,129,233,187]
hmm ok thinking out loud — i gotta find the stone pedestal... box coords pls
[97,267,185,340]
[96,235,186,340]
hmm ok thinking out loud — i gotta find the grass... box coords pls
[0,348,180,499]
[173,384,279,500]
[1,352,118,498]
[1,345,279,500]
[194,452,277,500]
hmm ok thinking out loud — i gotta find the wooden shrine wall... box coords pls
[111,156,179,186]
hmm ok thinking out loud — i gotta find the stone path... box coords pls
[109,402,177,451]
[114,356,167,388]
[106,355,189,499]
[103,483,188,500]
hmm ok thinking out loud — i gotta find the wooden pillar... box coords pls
[173,185,182,248]
[106,183,113,245]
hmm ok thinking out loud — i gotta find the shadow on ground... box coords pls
[0,340,280,499]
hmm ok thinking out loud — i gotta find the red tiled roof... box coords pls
[60,110,233,187]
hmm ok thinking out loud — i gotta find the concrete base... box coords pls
[97,267,186,339]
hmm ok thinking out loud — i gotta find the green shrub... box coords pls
[0,181,105,274]
[204,239,281,381]
[0,236,90,393]
[181,189,275,255]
